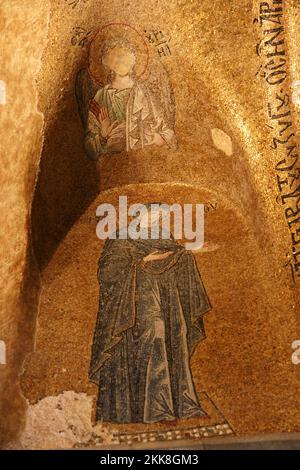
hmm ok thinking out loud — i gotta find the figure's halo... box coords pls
[88,23,149,85]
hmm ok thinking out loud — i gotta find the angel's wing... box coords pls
[75,68,100,128]
[143,60,176,129]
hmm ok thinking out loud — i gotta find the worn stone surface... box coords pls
[6,391,113,450]
[0,0,50,447]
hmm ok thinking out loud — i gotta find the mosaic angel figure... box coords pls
[76,25,178,160]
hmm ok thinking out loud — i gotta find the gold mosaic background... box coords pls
[0,0,300,448]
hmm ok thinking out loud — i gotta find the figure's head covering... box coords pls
[131,202,170,223]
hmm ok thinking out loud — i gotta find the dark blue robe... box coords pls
[89,235,211,423]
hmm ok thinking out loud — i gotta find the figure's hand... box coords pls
[89,100,101,120]
[152,133,165,147]
[89,102,118,139]
[191,241,220,254]
[99,107,118,139]
[143,251,173,263]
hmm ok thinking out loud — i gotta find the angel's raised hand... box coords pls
[99,107,113,138]
[99,107,110,122]
[89,100,101,120]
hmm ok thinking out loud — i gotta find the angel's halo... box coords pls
[88,23,150,85]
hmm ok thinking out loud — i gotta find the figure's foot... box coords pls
[194,409,211,420]
[199,411,211,420]
[159,419,178,426]
[182,409,211,420]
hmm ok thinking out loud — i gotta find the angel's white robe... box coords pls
[85,83,177,159]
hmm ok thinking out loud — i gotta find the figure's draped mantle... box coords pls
[126,83,177,151]
[89,238,211,384]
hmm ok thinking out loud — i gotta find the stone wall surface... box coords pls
[0,0,50,447]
